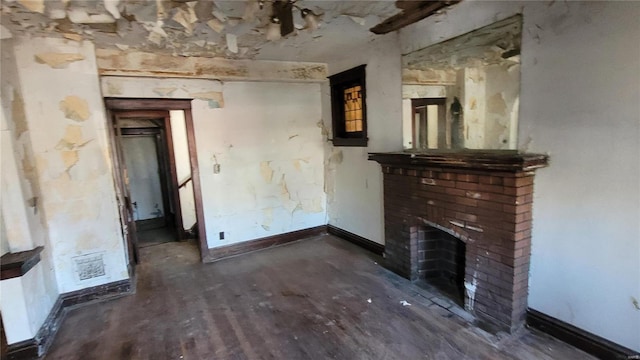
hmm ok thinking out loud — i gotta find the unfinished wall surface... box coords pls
[400,1,640,351]
[102,77,326,248]
[12,36,129,294]
[323,33,403,244]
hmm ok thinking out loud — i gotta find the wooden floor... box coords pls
[45,235,594,360]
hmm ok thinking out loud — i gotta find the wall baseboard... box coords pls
[6,278,133,360]
[526,308,638,360]
[327,225,384,255]
[205,226,328,262]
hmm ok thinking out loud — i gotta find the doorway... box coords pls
[105,99,208,268]
[120,126,176,248]
[411,98,447,150]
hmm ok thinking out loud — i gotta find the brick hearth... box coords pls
[369,150,549,333]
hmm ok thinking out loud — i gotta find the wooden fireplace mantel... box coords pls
[368,150,549,172]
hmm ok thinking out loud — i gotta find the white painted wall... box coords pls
[323,33,403,244]
[12,37,129,293]
[400,1,640,351]
[102,77,327,248]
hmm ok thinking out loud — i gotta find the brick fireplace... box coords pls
[369,151,549,333]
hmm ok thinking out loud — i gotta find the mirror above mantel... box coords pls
[401,15,522,151]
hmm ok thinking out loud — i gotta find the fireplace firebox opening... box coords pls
[416,226,466,307]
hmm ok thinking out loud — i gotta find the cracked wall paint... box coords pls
[35,53,85,69]
[278,175,299,214]
[293,158,307,171]
[152,87,177,97]
[99,74,325,254]
[180,81,325,246]
[261,208,273,231]
[11,90,28,137]
[18,0,44,13]
[59,96,90,122]
[100,76,222,100]
[11,37,129,298]
[95,50,327,83]
[60,151,78,172]
[189,91,224,108]
[260,161,273,183]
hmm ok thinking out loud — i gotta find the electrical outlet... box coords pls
[219,231,224,240]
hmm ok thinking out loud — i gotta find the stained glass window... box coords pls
[343,85,363,133]
[328,64,367,146]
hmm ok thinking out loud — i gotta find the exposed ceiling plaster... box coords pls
[1,0,400,62]
[403,15,522,71]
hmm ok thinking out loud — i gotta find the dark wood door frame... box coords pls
[105,98,209,263]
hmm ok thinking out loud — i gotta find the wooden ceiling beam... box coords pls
[370,1,461,35]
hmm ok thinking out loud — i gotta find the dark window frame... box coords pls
[329,65,368,147]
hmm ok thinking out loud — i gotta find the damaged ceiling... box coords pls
[403,15,522,71]
[1,0,402,62]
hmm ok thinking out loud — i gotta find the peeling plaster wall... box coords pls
[194,82,326,247]
[12,36,129,294]
[484,63,519,149]
[0,38,59,344]
[323,33,403,244]
[103,77,326,247]
[401,1,640,351]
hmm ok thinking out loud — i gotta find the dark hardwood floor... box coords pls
[45,235,594,359]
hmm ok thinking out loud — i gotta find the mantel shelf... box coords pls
[368,150,549,172]
[1,246,44,280]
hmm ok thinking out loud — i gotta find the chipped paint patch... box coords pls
[464,274,478,311]
[18,0,44,13]
[153,87,178,97]
[328,150,343,165]
[301,198,323,213]
[260,161,273,183]
[293,158,309,171]
[106,81,122,95]
[60,96,90,121]
[55,125,92,150]
[12,90,28,137]
[316,120,329,137]
[61,150,79,171]
[487,93,507,115]
[63,33,84,42]
[190,91,224,108]
[35,53,85,69]
[279,175,298,213]
[262,208,273,231]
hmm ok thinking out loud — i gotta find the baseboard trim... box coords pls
[6,278,134,360]
[526,308,638,360]
[327,225,384,255]
[205,226,327,262]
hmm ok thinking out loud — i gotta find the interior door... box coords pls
[121,133,167,228]
[110,113,140,266]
